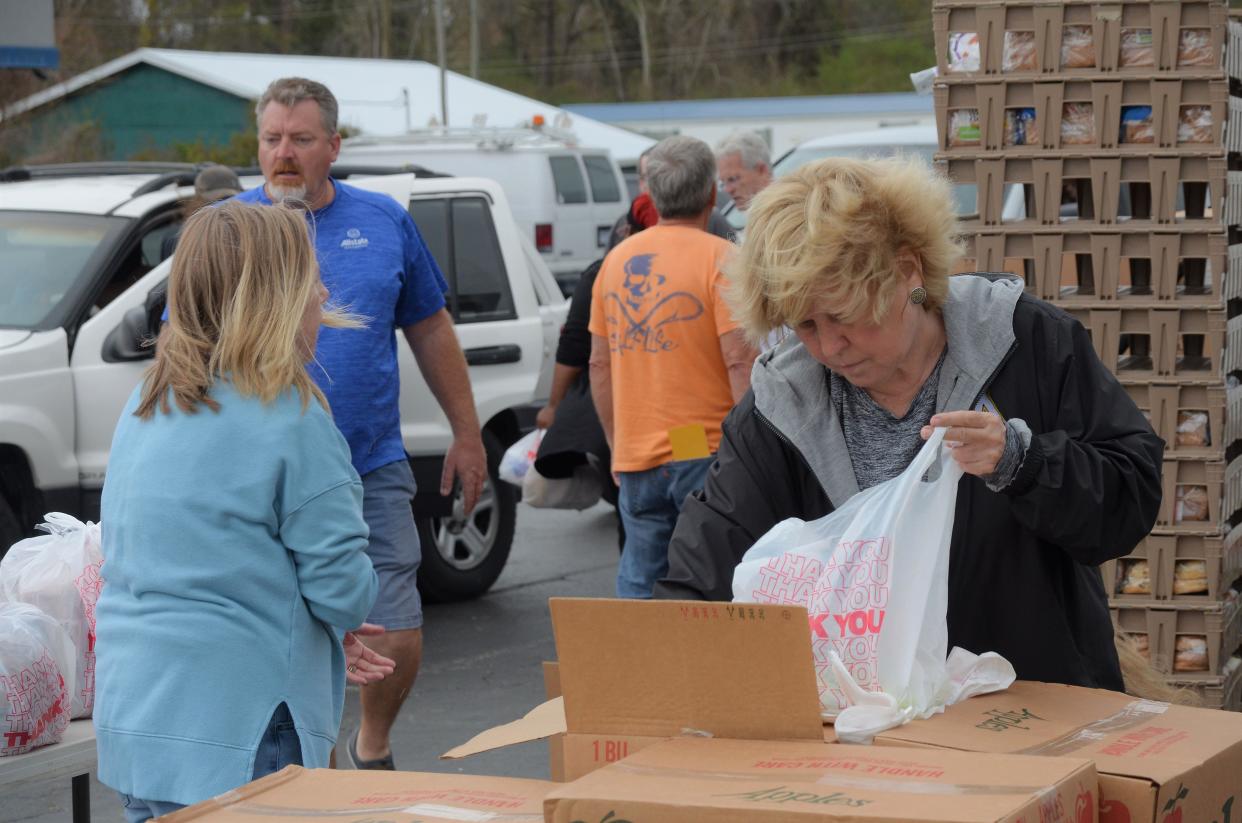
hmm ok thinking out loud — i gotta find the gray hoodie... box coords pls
[751,274,1026,507]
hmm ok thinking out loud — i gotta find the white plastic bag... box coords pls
[732,428,1014,743]
[0,513,104,718]
[498,430,543,486]
[0,601,75,755]
[521,462,603,510]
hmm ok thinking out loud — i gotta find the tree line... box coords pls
[4,0,937,112]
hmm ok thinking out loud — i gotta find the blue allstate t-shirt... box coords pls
[230,181,448,476]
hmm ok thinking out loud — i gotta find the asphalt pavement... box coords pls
[5,501,621,823]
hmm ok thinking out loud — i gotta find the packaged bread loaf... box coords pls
[1061,25,1095,68]
[1120,106,1155,144]
[1133,633,1150,660]
[1178,28,1214,67]
[1174,635,1209,672]
[1005,108,1038,146]
[948,32,980,73]
[1003,31,1038,72]
[1174,559,1208,595]
[1120,28,1154,67]
[1119,559,1151,595]
[1178,106,1213,144]
[948,109,981,147]
[1175,484,1210,523]
[1061,102,1095,145]
[1175,410,1210,448]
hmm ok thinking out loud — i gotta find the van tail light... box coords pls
[535,223,553,252]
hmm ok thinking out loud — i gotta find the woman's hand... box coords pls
[343,623,396,685]
[535,403,556,430]
[920,411,1006,477]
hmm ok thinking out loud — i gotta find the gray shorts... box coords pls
[361,459,423,631]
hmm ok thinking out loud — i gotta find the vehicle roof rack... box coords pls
[0,161,205,182]
[0,161,448,196]
[331,163,450,180]
[343,126,581,151]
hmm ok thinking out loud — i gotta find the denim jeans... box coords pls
[616,457,714,598]
[117,703,303,823]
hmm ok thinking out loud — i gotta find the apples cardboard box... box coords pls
[544,736,1099,823]
[160,766,552,822]
[872,681,1242,823]
[443,597,828,780]
[447,598,1242,822]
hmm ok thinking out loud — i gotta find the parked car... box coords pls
[722,123,1027,232]
[0,163,568,601]
[337,128,629,296]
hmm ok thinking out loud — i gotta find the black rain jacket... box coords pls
[656,274,1164,691]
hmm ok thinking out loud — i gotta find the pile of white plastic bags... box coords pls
[0,514,103,755]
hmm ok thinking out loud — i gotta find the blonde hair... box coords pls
[726,156,964,343]
[136,201,358,419]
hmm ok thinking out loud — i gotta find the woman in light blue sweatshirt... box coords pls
[96,201,393,822]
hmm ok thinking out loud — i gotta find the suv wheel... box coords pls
[415,429,516,602]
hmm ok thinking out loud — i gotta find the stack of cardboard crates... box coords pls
[933,0,1242,710]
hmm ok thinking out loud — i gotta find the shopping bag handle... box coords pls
[909,427,950,484]
[35,512,89,536]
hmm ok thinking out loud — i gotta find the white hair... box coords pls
[715,131,770,170]
[646,136,717,219]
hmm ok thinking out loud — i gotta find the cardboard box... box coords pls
[942,152,1226,226]
[449,600,1242,821]
[933,1,1227,77]
[960,227,1226,306]
[1112,601,1241,678]
[1124,384,1226,462]
[1225,316,1242,385]
[443,599,826,781]
[1060,307,1226,383]
[935,77,1228,152]
[1148,456,1226,531]
[542,660,565,783]
[1101,529,1239,603]
[544,736,1099,823]
[1168,661,1242,710]
[1224,171,1242,227]
[1230,17,1242,80]
[160,766,553,822]
[874,680,1242,823]
[1230,96,1242,153]
[1222,451,1242,528]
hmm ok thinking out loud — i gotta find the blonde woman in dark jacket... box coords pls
[657,157,1164,694]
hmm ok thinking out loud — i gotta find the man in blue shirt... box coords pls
[248,77,486,769]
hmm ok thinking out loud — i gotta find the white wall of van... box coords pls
[338,138,629,294]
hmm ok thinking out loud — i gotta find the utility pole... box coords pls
[470,0,479,78]
[378,0,391,58]
[435,0,448,126]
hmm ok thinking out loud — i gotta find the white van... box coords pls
[338,129,629,295]
[723,123,1027,232]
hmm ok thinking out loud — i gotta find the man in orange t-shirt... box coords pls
[589,136,758,598]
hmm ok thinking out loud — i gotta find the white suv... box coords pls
[0,163,568,601]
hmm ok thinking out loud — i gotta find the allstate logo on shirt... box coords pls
[340,227,369,250]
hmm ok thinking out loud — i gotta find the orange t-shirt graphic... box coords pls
[589,225,740,472]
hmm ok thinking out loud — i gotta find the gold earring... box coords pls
[910,286,928,305]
